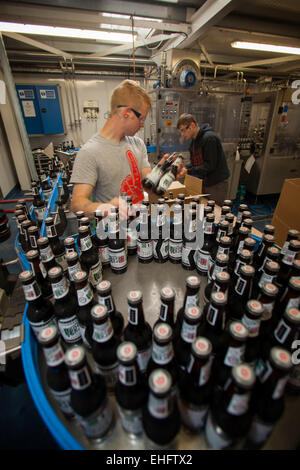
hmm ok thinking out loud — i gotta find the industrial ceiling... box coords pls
[1,0,300,82]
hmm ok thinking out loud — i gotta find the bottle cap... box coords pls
[186,276,200,289]
[78,225,89,234]
[283,307,300,326]
[239,226,250,235]
[75,211,84,218]
[246,300,264,318]
[240,264,255,277]
[206,213,215,222]
[28,226,39,234]
[64,237,75,246]
[261,282,278,297]
[219,220,229,228]
[154,323,173,343]
[38,325,59,346]
[216,253,229,264]
[243,218,253,226]
[91,304,108,320]
[207,199,215,206]
[264,224,275,234]
[267,246,280,256]
[26,249,39,259]
[127,290,143,304]
[219,236,232,245]
[48,266,63,279]
[185,305,202,323]
[232,363,255,390]
[73,271,88,283]
[289,240,300,251]
[191,337,212,358]
[293,259,300,270]
[269,347,292,372]
[225,213,234,221]
[149,369,172,396]
[289,277,300,291]
[117,342,137,363]
[239,249,252,260]
[19,270,34,283]
[96,280,112,294]
[211,291,227,306]
[244,237,256,249]
[265,261,280,273]
[288,229,300,238]
[263,234,275,243]
[160,286,175,301]
[229,322,248,342]
[37,237,49,246]
[65,251,79,262]
[65,346,86,368]
[215,271,230,284]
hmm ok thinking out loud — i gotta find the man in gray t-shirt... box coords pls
[70,79,186,219]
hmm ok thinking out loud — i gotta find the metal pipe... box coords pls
[0,34,37,180]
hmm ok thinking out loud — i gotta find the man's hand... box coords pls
[160,153,187,180]
[97,196,128,221]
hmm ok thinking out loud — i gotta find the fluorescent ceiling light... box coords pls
[102,13,162,22]
[231,41,300,55]
[0,21,135,42]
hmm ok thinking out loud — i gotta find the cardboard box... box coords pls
[148,175,208,205]
[272,178,300,248]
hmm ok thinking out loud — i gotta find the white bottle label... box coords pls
[43,342,64,367]
[80,236,92,251]
[197,251,210,272]
[152,342,174,365]
[55,254,68,272]
[52,277,69,299]
[23,281,41,301]
[137,346,152,373]
[128,306,138,325]
[69,366,92,390]
[259,272,276,288]
[137,240,153,259]
[29,316,57,339]
[68,262,81,281]
[92,320,113,343]
[98,294,113,313]
[207,305,219,326]
[274,319,291,344]
[99,246,110,264]
[77,284,93,306]
[109,248,127,270]
[58,315,81,343]
[119,364,136,386]
[241,315,261,337]
[227,392,250,416]
[224,345,245,367]
[39,245,54,261]
[153,239,169,259]
[234,277,247,296]
[185,294,199,308]
[168,239,182,259]
[89,260,102,287]
[181,320,198,343]
[148,395,170,419]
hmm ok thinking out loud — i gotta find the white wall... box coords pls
[13,75,148,150]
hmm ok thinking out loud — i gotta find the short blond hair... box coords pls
[110,79,151,114]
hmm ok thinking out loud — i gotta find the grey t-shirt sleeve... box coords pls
[137,137,150,169]
[70,148,97,187]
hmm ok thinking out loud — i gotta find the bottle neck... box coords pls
[68,363,93,391]
[43,340,65,368]
[97,291,116,315]
[79,233,93,252]
[92,318,113,343]
[223,337,246,367]
[184,287,199,309]
[75,281,94,306]
[128,302,145,326]
[46,223,58,240]
[206,302,226,331]
[273,316,299,349]
[186,354,212,387]
[51,275,69,300]
[159,299,175,324]
[257,360,290,399]
[234,273,253,299]
[223,378,251,416]
[152,340,174,365]
[118,361,139,386]
[39,243,55,262]
[148,391,173,419]
[22,279,42,303]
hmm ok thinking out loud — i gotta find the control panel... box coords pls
[158,95,180,129]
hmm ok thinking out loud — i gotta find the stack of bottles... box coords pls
[17,188,300,449]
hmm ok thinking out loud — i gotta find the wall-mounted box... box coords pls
[16,85,64,135]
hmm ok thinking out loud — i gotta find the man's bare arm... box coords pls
[71,183,121,219]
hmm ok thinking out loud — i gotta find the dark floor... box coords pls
[0,184,279,450]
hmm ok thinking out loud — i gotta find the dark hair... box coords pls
[176,113,197,129]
